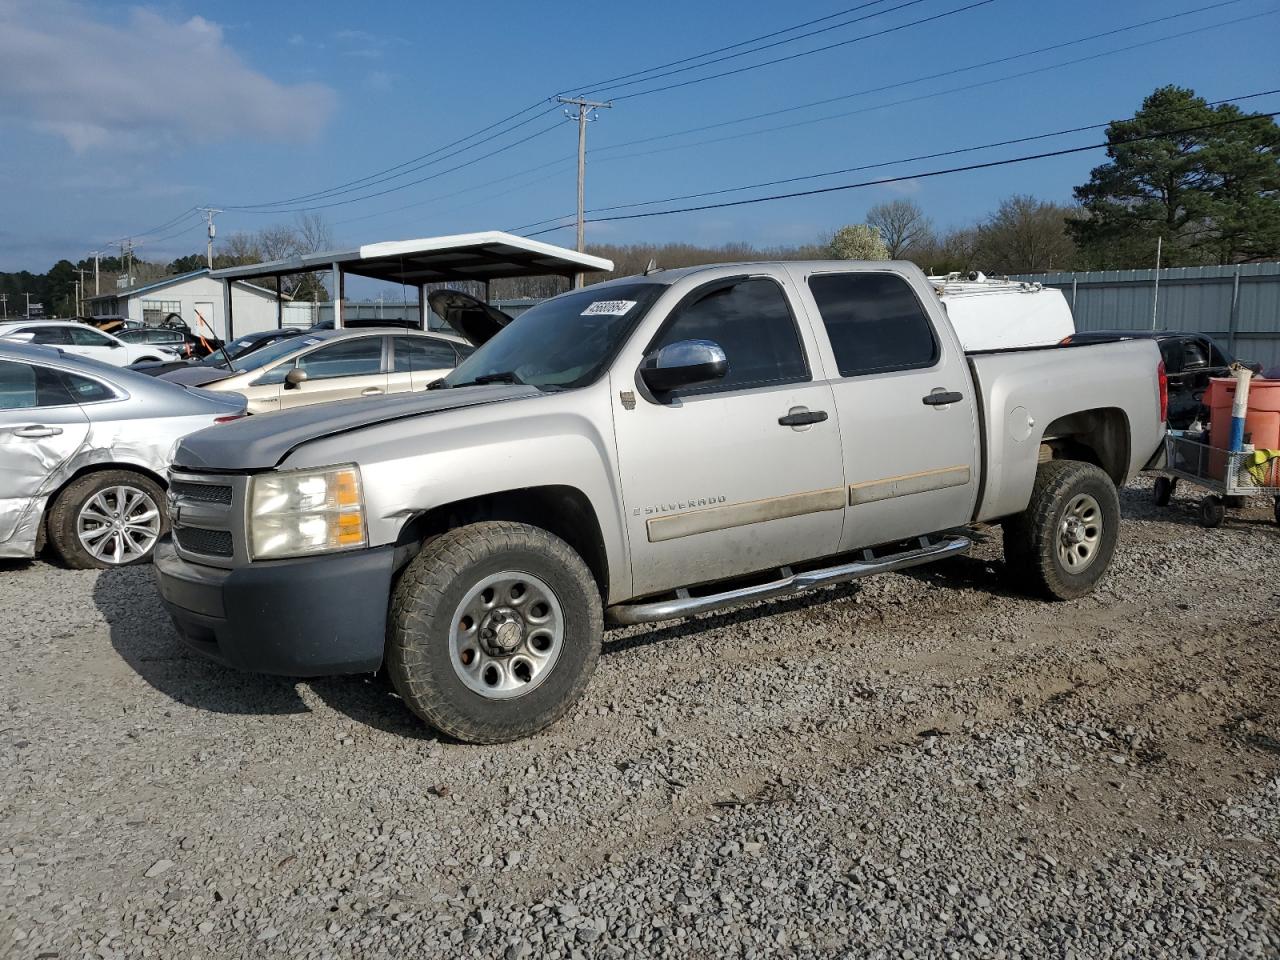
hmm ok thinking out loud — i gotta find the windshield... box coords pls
[215,333,324,373]
[444,283,666,390]
[198,333,287,368]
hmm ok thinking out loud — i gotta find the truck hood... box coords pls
[174,383,540,472]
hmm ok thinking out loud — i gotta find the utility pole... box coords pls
[24,292,33,318]
[120,239,133,287]
[557,96,612,288]
[73,267,92,316]
[199,208,222,270]
[89,250,103,294]
[0,294,8,319]
[1150,235,1162,331]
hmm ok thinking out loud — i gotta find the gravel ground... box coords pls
[2,479,1278,959]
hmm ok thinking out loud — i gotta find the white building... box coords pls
[85,269,286,340]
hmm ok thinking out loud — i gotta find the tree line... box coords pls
[6,85,1276,313]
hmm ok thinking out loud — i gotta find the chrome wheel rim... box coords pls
[449,571,563,700]
[77,485,161,564]
[1057,493,1102,572]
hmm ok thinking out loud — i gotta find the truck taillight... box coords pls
[1157,360,1168,424]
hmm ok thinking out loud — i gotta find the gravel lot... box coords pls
[2,479,1277,959]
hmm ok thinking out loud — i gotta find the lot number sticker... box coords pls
[581,300,637,317]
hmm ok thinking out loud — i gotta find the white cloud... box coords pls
[0,1,336,151]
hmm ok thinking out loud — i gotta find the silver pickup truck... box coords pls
[155,261,1166,743]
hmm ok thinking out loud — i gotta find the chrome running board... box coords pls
[607,534,971,626]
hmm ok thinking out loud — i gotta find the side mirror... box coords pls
[284,368,309,389]
[640,339,728,394]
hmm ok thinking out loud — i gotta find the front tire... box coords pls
[387,521,603,743]
[47,470,167,569]
[1002,460,1120,601]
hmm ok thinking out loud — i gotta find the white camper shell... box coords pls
[929,272,1074,352]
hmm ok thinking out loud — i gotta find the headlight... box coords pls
[249,464,367,560]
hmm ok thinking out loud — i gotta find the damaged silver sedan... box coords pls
[0,341,246,568]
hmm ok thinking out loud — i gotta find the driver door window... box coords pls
[649,278,809,395]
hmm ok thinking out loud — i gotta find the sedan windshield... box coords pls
[445,283,666,390]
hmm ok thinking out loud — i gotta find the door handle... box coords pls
[361,388,385,396]
[778,409,828,427]
[13,425,62,438]
[922,390,964,406]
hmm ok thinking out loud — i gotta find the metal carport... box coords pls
[208,231,613,338]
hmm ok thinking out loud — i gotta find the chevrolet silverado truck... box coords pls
[155,261,1166,743]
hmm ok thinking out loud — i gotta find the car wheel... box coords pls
[1152,475,1176,507]
[1002,460,1120,601]
[1199,495,1226,529]
[47,470,167,569]
[387,521,603,743]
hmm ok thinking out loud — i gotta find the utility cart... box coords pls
[1155,430,1280,527]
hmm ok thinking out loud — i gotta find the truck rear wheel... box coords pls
[1002,460,1120,601]
[387,521,603,743]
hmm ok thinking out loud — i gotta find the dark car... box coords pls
[128,327,307,377]
[1063,330,1259,429]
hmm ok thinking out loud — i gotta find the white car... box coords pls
[0,320,180,367]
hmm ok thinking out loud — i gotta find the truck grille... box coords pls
[170,480,232,504]
[174,527,233,556]
[169,471,243,566]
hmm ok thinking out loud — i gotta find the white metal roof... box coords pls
[209,231,613,284]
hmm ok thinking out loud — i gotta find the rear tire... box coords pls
[48,470,167,569]
[1002,460,1120,601]
[387,521,602,743]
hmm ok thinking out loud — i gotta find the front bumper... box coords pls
[154,536,397,676]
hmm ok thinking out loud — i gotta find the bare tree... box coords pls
[866,199,933,259]
[975,196,1080,274]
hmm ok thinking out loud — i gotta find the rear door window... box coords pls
[18,326,72,345]
[651,277,808,393]
[68,326,115,347]
[807,273,939,377]
[393,336,459,371]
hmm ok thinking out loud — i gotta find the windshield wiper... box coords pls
[461,371,524,386]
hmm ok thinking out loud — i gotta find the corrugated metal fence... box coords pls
[1009,262,1280,369]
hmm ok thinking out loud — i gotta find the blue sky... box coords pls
[1,0,1277,273]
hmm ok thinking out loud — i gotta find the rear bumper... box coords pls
[154,537,397,676]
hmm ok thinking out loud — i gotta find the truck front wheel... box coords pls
[1002,460,1120,601]
[387,521,603,743]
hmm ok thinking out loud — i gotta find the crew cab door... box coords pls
[788,267,979,550]
[611,275,845,598]
[0,359,91,544]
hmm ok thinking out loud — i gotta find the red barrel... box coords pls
[1207,376,1280,479]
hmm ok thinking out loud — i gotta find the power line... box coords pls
[512,88,1280,234]
[225,103,561,210]
[580,8,1277,166]
[609,0,997,102]
[577,0,932,98]
[590,0,1257,158]
[522,111,1280,235]
[560,0,901,95]
[225,121,564,215]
